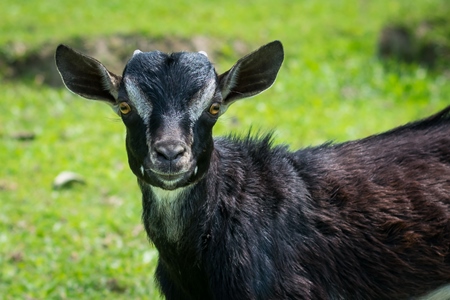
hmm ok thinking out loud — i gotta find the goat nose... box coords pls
[154,142,186,161]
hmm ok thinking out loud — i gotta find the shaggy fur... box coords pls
[141,109,450,299]
[55,41,450,299]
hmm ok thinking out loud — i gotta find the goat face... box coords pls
[120,51,221,190]
[55,41,284,190]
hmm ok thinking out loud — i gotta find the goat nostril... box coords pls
[155,144,186,161]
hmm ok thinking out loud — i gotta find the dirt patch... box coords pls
[0,34,251,87]
[377,17,450,70]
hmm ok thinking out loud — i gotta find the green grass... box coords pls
[2,0,450,298]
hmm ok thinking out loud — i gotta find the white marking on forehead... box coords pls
[124,77,152,124]
[133,49,142,56]
[188,78,217,123]
[198,51,208,57]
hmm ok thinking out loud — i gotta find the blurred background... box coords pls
[1,0,450,298]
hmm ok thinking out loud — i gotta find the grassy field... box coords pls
[1,0,450,298]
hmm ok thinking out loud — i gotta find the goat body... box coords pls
[55,41,450,299]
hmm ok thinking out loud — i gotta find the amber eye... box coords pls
[119,102,131,115]
[209,103,221,116]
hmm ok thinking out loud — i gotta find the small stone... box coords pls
[11,131,36,141]
[52,171,85,189]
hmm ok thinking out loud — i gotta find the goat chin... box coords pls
[149,185,189,203]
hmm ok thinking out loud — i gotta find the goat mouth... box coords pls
[156,172,186,182]
[145,168,192,189]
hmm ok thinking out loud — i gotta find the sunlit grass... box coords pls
[1,0,450,298]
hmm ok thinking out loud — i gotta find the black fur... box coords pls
[140,108,450,299]
[55,41,450,299]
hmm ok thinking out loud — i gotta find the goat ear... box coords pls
[218,40,284,112]
[55,44,121,105]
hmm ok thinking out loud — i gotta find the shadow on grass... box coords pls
[0,34,251,87]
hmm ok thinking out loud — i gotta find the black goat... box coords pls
[55,41,450,299]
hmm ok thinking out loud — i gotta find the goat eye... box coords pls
[119,102,131,115]
[208,103,221,116]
